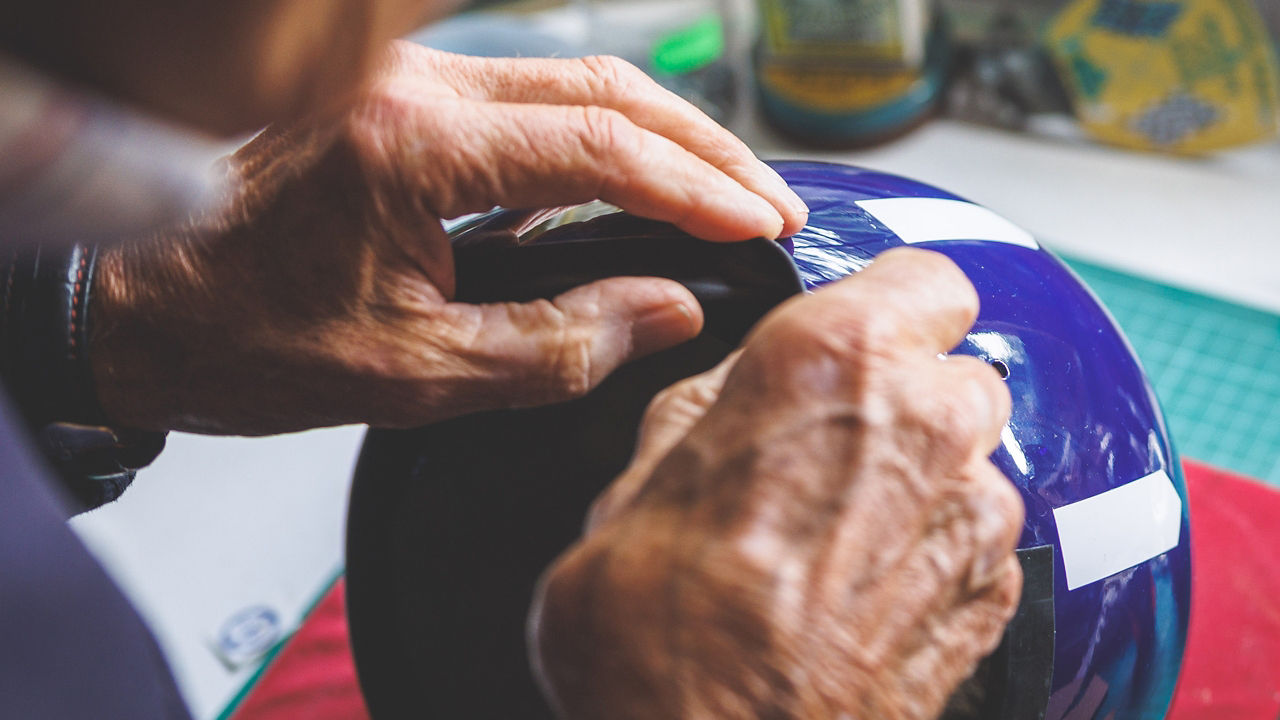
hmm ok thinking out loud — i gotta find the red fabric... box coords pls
[230,577,370,720]
[233,461,1280,720]
[1167,462,1280,720]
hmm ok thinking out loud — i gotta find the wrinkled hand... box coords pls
[530,248,1024,720]
[90,41,807,435]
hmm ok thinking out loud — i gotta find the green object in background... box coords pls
[1064,255,1280,487]
[651,14,725,75]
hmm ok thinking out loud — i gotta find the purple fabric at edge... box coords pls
[0,386,191,719]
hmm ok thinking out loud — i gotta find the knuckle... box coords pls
[883,247,976,304]
[763,301,899,370]
[972,359,1012,412]
[993,556,1024,613]
[837,309,904,358]
[971,555,1024,638]
[542,313,596,402]
[917,360,1009,454]
[916,381,985,457]
[960,464,1024,551]
[724,524,796,587]
[340,90,395,159]
[955,356,1012,425]
[643,382,689,425]
[577,54,646,96]
[744,322,847,395]
[981,467,1025,530]
[382,38,430,73]
[646,374,720,422]
[877,248,980,327]
[576,105,639,161]
[338,81,436,179]
[353,80,413,129]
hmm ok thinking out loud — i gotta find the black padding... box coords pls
[942,544,1056,720]
[347,235,804,719]
[998,545,1057,720]
[452,235,803,345]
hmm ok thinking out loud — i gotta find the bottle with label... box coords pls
[754,0,951,146]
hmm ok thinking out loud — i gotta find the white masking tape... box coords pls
[1053,469,1184,590]
[856,197,1039,249]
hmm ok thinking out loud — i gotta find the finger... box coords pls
[803,247,980,355]
[418,276,703,419]
[878,555,1022,720]
[360,86,787,241]
[836,461,1022,659]
[417,48,809,236]
[588,353,741,530]
[632,351,741,471]
[699,247,979,427]
[744,247,980,373]
[892,353,1013,475]
[964,469,1025,594]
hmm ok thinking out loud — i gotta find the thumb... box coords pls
[585,351,740,530]
[437,276,703,414]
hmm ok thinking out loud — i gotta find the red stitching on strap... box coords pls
[68,252,89,361]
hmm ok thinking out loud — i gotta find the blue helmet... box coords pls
[345,161,1190,720]
[771,161,1190,720]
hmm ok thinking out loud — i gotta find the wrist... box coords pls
[91,239,193,432]
[0,240,169,511]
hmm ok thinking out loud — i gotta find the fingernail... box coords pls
[760,161,809,215]
[632,302,699,357]
[744,193,786,239]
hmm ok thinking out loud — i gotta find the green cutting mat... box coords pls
[1063,255,1280,488]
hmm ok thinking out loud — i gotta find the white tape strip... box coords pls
[856,197,1039,249]
[1053,469,1183,590]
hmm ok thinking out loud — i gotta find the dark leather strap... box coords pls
[3,242,102,425]
[1,242,165,511]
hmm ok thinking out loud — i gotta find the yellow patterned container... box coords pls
[1045,0,1280,153]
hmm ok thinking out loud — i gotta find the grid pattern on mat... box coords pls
[1063,255,1280,488]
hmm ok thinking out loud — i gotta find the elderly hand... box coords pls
[530,248,1024,720]
[89,41,807,435]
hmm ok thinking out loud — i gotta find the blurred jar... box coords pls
[579,0,743,125]
[754,0,951,147]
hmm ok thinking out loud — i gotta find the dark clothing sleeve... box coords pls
[0,387,192,720]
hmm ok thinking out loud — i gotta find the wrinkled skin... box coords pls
[531,249,1024,720]
[90,42,808,435]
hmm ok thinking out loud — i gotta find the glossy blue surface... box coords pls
[774,160,1190,720]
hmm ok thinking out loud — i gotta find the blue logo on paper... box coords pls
[215,605,282,667]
